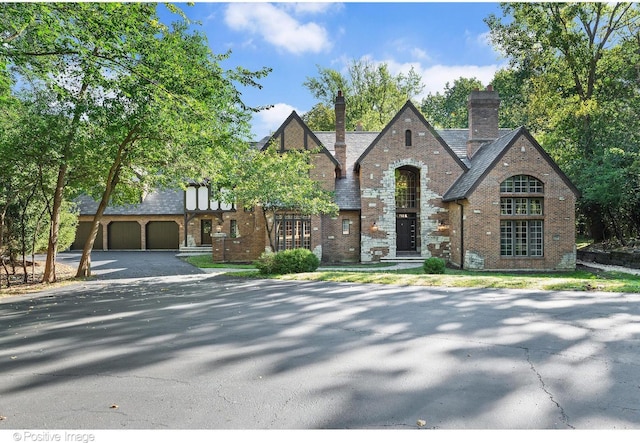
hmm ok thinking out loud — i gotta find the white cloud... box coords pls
[252,103,301,138]
[410,47,431,62]
[382,58,505,99]
[475,31,493,48]
[419,64,503,97]
[224,3,331,55]
[284,2,339,15]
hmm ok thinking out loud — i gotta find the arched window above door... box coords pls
[395,167,418,209]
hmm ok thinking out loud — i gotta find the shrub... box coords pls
[254,251,277,275]
[255,248,320,275]
[423,257,446,274]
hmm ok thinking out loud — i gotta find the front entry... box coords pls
[396,213,417,252]
[201,219,212,245]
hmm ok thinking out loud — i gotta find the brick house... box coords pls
[73,87,580,271]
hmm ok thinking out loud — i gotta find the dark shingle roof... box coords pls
[442,127,523,202]
[316,131,378,210]
[74,188,184,216]
[438,128,515,166]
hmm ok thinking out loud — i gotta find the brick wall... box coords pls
[212,207,268,262]
[462,133,577,270]
[320,210,361,263]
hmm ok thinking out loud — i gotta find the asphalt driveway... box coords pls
[1,253,640,429]
[54,251,206,280]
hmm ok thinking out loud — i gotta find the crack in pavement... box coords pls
[524,347,575,429]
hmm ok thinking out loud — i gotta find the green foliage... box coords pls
[485,2,640,242]
[231,142,339,251]
[301,103,335,131]
[423,257,446,274]
[420,77,483,128]
[33,203,78,253]
[1,2,271,278]
[254,249,320,275]
[303,58,424,131]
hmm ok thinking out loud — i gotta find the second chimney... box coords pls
[335,90,347,178]
[466,86,500,159]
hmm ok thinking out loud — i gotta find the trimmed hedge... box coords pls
[423,257,446,274]
[255,248,320,275]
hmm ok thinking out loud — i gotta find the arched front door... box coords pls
[395,167,419,252]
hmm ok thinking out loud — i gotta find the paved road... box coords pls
[2,252,640,429]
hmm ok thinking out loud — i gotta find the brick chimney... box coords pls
[334,90,347,178]
[466,85,500,159]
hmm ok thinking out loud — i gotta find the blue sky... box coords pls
[159,2,507,139]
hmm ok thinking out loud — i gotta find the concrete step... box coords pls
[177,246,211,256]
[380,256,425,264]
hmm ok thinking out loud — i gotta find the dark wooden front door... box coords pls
[396,214,417,251]
[201,220,212,245]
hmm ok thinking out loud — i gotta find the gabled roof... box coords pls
[442,127,581,202]
[354,100,468,172]
[259,110,341,170]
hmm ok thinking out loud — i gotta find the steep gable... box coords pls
[443,127,581,201]
[260,110,340,169]
[354,101,468,172]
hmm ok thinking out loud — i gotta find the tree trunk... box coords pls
[75,179,118,277]
[42,163,67,283]
[76,128,136,277]
[262,209,276,252]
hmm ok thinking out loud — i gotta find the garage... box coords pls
[146,221,179,250]
[108,221,141,250]
[71,222,104,250]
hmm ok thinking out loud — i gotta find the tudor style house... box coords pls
[72,86,580,271]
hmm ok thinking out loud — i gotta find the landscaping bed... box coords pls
[0,259,76,296]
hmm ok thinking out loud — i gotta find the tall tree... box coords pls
[72,20,269,277]
[486,2,640,241]
[303,58,424,131]
[2,3,271,279]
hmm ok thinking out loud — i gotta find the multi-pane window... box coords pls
[500,198,543,215]
[230,220,239,238]
[275,214,311,251]
[500,175,544,193]
[500,175,544,257]
[342,219,350,235]
[396,168,417,209]
[500,220,543,257]
[405,130,412,147]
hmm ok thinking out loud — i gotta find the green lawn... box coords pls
[275,268,640,293]
[182,255,256,269]
[183,255,640,293]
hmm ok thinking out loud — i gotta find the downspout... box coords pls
[456,200,464,270]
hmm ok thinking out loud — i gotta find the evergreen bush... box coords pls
[255,248,320,275]
[423,257,446,274]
